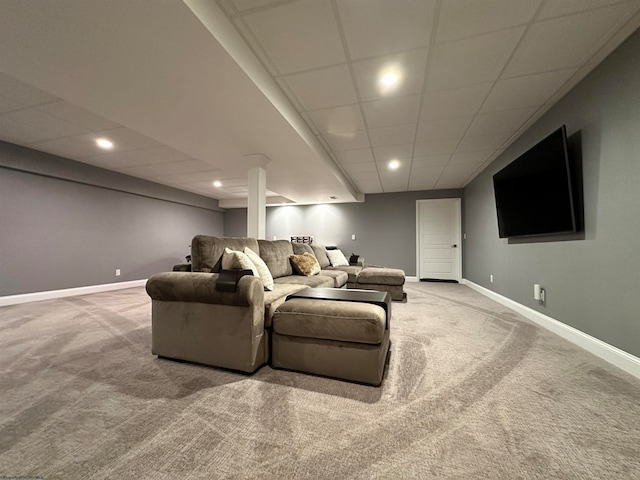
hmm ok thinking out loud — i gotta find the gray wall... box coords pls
[0,142,224,296]
[463,29,640,357]
[225,189,462,276]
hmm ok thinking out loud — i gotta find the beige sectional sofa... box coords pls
[145,235,404,375]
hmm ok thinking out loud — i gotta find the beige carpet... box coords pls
[1,282,639,479]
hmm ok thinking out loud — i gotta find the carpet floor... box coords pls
[1,282,639,479]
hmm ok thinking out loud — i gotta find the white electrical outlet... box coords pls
[490,274,494,283]
[115,269,121,277]
[351,234,356,240]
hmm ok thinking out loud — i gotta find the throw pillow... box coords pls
[290,253,321,276]
[221,247,258,277]
[311,244,331,268]
[326,248,349,267]
[244,247,274,291]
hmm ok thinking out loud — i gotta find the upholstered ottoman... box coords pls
[271,289,391,386]
[349,267,406,301]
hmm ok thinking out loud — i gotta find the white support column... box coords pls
[247,166,266,239]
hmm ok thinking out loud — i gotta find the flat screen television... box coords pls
[493,125,580,238]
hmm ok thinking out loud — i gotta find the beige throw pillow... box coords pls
[290,253,321,276]
[244,247,274,291]
[221,247,258,277]
[326,249,349,267]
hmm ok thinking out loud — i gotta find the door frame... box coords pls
[415,198,463,282]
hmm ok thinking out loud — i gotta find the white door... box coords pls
[417,198,462,281]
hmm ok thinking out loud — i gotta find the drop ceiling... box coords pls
[1,0,639,207]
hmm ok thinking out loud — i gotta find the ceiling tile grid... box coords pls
[222,0,640,194]
[3,0,640,203]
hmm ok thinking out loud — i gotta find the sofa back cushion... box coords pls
[257,240,294,278]
[191,235,260,273]
[311,245,331,268]
[292,243,314,256]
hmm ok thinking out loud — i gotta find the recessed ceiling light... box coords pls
[378,66,402,94]
[213,180,222,188]
[380,72,399,87]
[388,159,401,170]
[95,138,113,150]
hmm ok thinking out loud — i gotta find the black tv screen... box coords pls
[493,125,579,238]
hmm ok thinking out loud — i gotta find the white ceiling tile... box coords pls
[336,0,436,60]
[343,162,378,175]
[322,130,370,151]
[449,150,494,165]
[352,176,383,193]
[34,101,120,132]
[408,166,444,190]
[3,108,90,142]
[154,171,221,184]
[231,0,284,12]
[466,107,538,137]
[118,160,212,178]
[335,148,374,164]
[537,0,629,20]
[282,64,357,111]
[0,94,23,113]
[81,149,166,169]
[362,95,421,129]
[414,138,459,156]
[0,115,56,144]
[0,72,58,106]
[308,104,364,134]
[426,27,525,91]
[504,3,636,77]
[416,116,473,142]
[352,49,428,102]
[96,127,161,149]
[243,0,345,74]
[368,124,416,147]
[421,83,493,121]
[436,0,542,43]
[28,135,110,159]
[144,146,192,162]
[435,163,480,187]
[481,69,577,112]
[373,143,414,162]
[411,154,451,167]
[456,132,512,152]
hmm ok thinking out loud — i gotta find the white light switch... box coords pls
[351,234,356,240]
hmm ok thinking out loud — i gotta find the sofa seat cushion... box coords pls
[263,284,308,328]
[318,269,348,288]
[257,240,294,278]
[325,265,362,283]
[273,298,386,344]
[273,275,334,288]
[357,267,405,286]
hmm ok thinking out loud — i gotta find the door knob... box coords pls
[452,244,458,248]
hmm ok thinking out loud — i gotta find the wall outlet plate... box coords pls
[115,269,121,276]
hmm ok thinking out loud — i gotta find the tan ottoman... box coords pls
[350,267,406,301]
[271,294,390,386]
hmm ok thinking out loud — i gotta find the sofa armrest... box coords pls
[146,272,263,307]
[172,263,192,272]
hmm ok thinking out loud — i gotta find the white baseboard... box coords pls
[462,279,640,380]
[0,279,148,307]
[405,276,418,283]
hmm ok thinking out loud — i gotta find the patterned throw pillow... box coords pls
[221,247,258,277]
[290,253,321,276]
[244,247,274,291]
[326,249,349,267]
